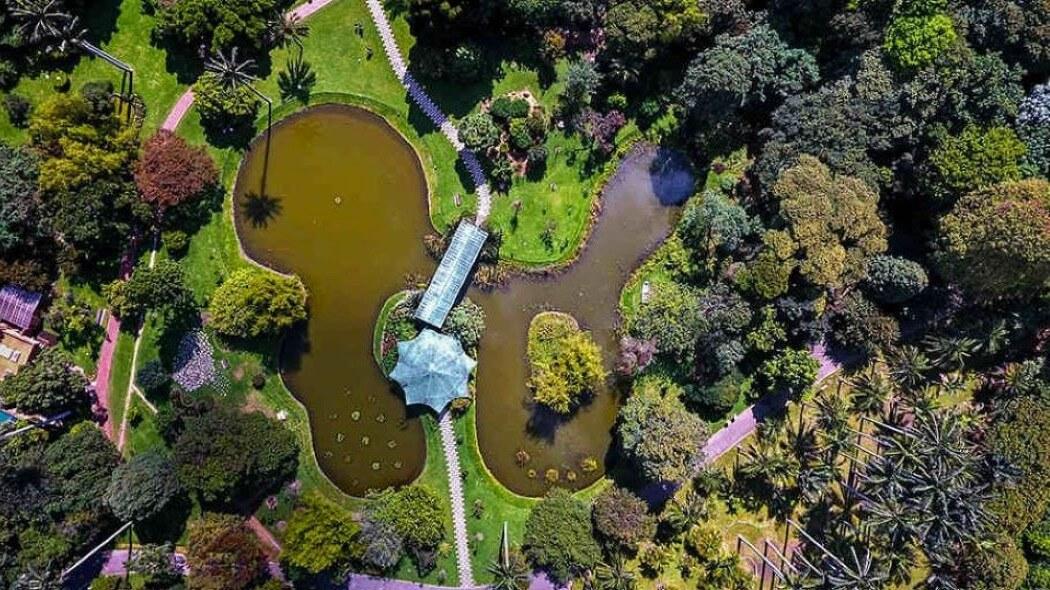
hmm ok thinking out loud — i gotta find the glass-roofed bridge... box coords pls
[414,221,488,329]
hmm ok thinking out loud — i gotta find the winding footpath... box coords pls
[363,0,492,223]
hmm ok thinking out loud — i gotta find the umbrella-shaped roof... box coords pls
[389,329,475,413]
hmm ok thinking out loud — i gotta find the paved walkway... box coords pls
[438,412,475,588]
[93,248,136,441]
[363,0,492,223]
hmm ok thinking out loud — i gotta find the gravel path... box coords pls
[438,412,475,588]
[363,0,492,223]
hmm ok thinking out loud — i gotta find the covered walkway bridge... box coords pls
[415,221,488,328]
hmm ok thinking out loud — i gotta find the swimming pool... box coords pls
[0,410,14,424]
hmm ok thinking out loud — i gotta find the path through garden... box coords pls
[438,411,475,588]
[363,0,492,223]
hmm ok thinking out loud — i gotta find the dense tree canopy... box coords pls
[0,348,89,415]
[523,488,602,582]
[527,313,606,414]
[935,179,1050,300]
[134,130,219,217]
[208,267,308,338]
[618,376,708,483]
[152,0,292,53]
[186,513,268,590]
[105,451,182,523]
[281,493,360,575]
[591,485,656,548]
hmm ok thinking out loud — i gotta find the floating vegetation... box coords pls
[387,440,397,448]
[328,413,338,420]
[580,456,599,472]
[515,449,531,467]
[371,462,381,471]
[324,451,333,458]
[394,461,403,469]
[545,468,560,483]
[343,455,352,463]
[351,411,361,421]
[376,413,386,423]
[566,470,578,482]
[526,469,537,479]
[336,433,345,443]
[361,436,370,446]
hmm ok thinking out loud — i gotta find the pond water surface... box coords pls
[233,104,693,497]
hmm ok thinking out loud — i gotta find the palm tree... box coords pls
[487,551,530,590]
[278,55,316,101]
[268,11,310,53]
[849,367,892,417]
[594,553,635,590]
[886,345,932,390]
[662,487,708,534]
[922,335,979,372]
[739,435,795,492]
[205,46,273,131]
[824,546,886,590]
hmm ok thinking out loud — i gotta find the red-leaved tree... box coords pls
[134,129,218,216]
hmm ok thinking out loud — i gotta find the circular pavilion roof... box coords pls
[389,329,475,413]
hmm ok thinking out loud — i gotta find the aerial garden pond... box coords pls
[234,103,693,497]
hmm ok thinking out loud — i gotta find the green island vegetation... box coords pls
[1,0,1050,589]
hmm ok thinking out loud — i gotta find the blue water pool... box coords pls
[0,410,14,424]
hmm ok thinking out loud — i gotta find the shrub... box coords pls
[370,486,446,552]
[926,125,1026,202]
[80,81,115,116]
[755,348,819,397]
[527,145,548,165]
[863,255,928,304]
[563,60,601,108]
[135,130,219,215]
[523,488,601,582]
[3,94,31,128]
[186,513,267,590]
[592,486,655,548]
[136,360,171,397]
[958,537,1028,590]
[690,371,748,412]
[209,268,308,338]
[104,259,196,323]
[357,516,403,572]
[0,348,89,415]
[193,73,259,123]
[445,298,486,351]
[988,396,1050,535]
[163,229,190,257]
[509,118,533,151]
[629,280,702,360]
[491,96,530,121]
[459,112,501,152]
[281,494,360,575]
[527,313,607,414]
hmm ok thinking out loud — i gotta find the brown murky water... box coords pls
[234,104,433,495]
[472,146,693,495]
[233,104,693,497]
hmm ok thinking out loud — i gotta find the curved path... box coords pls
[363,0,492,223]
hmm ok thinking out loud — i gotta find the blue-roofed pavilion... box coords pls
[415,221,488,328]
[389,329,475,413]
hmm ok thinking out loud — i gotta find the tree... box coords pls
[755,348,819,396]
[0,141,41,253]
[935,179,1050,300]
[523,488,601,582]
[617,376,708,483]
[562,60,601,109]
[134,130,218,217]
[445,298,485,351]
[173,407,298,503]
[988,396,1050,535]
[678,191,756,259]
[829,292,901,357]
[128,543,181,588]
[863,255,928,304]
[357,516,403,572]
[208,267,307,338]
[105,451,182,523]
[459,112,500,153]
[676,23,818,141]
[1019,83,1050,177]
[193,72,259,123]
[925,125,1026,203]
[884,13,957,70]
[527,313,606,415]
[488,550,530,590]
[43,422,121,518]
[601,0,708,83]
[574,109,626,155]
[369,485,446,554]
[591,486,655,548]
[771,155,887,290]
[104,258,196,322]
[152,0,289,53]
[0,347,88,415]
[958,537,1028,590]
[628,280,702,360]
[281,493,360,575]
[185,513,267,590]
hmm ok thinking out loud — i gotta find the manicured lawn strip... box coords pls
[0,0,187,143]
[106,330,136,438]
[454,404,536,583]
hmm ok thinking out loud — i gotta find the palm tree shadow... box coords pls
[240,191,283,228]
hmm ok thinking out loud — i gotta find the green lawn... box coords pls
[0,0,188,143]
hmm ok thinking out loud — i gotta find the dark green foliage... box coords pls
[863,255,928,304]
[677,191,756,260]
[369,485,446,553]
[186,513,267,590]
[357,516,403,572]
[105,451,182,522]
[277,57,317,102]
[2,94,30,128]
[523,488,601,582]
[490,96,530,121]
[43,422,121,518]
[0,348,89,415]
[162,229,190,257]
[618,376,708,483]
[591,485,656,548]
[829,291,901,356]
[562,60,601,109]
[601,0,708,83]
[689,370,748,413]
[0,141,41,254]
[153,0,291,53]
[628,280,701,360]
[676,23,818,141]
[460,112,501,152]
[959,537,1028,590]
[173,407,298,504]
[193,73,259,123]
[445,298,485,351]
[104,259,196,324]
[136,360,171,397]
